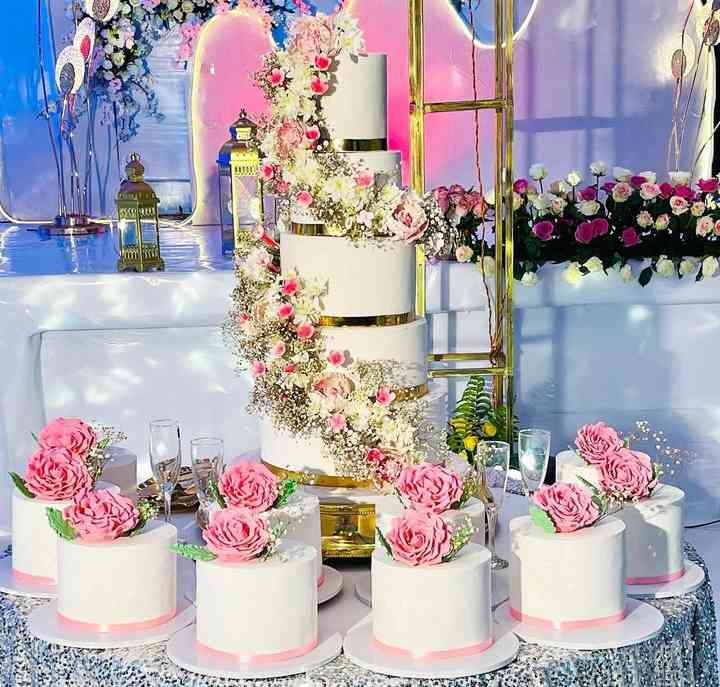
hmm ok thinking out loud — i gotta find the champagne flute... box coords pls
[480,440,510,570]
[149,419,182,524]
[190,437,224,517]
[518,428,551,500]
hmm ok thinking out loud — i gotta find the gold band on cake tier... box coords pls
[290,223,341,237]
[333,138,387,152]
[262,461,374,489]
[318,312,415,327]
[393,382,428,401]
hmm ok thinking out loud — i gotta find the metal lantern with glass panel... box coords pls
[116,153,165,272]
[217,110,265,255]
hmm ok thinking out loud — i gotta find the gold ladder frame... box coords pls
[409,0,515,438]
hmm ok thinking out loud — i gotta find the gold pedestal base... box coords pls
[320,502,376,559]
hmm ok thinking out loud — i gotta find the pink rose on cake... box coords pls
[396,463,463,514]
[533,482,600,533]
[385,508,452,566]
[387,194,428,244]
[24,446,92,501]
[64,490,139,542]
[38,417,96,457]
[202,507,270,562]
[219,460,279,513]
[575,421,623,465]
[598,448,657,500]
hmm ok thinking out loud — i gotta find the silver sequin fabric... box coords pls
[1,544,717,687]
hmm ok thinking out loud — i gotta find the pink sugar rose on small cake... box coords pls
[38,417,96,458]
[385,508,452,566]
[24,446,92,501]
[533,482,600,533]
[219,460,278,513]
[64,490,139,542]
[598,448,657,500]
[396,463,463,515]
[575,421,623,465]
[202,507,270,562]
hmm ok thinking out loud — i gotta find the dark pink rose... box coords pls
[219,460,278,513]
[674,184,693,199]
[397,463,463,514]
[579,186,597,201]
[698,178,719,193]
[449,184,465,195]
[64,490,139,542]
[38,418,96,458]
[532,220,554,241]
[599,448,656,500]
[513,179,529,194]
[630,175,647,189]
[433,186,450,213]
[386,508,452,566]
[575,422,623,465]
[202,507,269,562]
[591,218,609,237]
[601,181,617,194]
[659,182,674,199]
[24,446,92,501]
[622,227,639,247]
[575,221,595,244]
[533,482,600,533]
[388,195,428,244]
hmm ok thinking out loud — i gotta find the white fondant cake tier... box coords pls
[323,53,387,141]
[101,446,138,500]
[280,234,415,318]
[375,494,486,547]
[372,543,492,656]
[11,481,118,584]
[509,515,626,628]
[555,450,601,489]
[615,485,685,584]
[277,490,323,581]
[196,542,317,657]
[57,521,177,626]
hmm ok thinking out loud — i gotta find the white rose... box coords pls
[679,258,699,276]
[584,256,604,273]
[566,170,583,187]
[476,256,495,276]
[532,193,554,214]
[656,256,675,278]
[613,166,632,182]
[702,255,719,278]
[550,180,571,196]
[696,215,714,237]
[669,170,691,186]
[577,200,600,216]
[655,214,670,230]
[529,164,548,181]
[619,264,634,283]
[483,188,495,206]
[637,211,654,228]
[691,201,706,217]
[513,192,524,210]
[455,245,474,263]
[589,161,607,176]
[638,170,657,184]
[521,271,539,286]
[551,196,567,215]
[562,262,584,285]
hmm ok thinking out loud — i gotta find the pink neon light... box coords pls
[372,636,494,661]
[627,568,685,585]
[12,569,56,588]
[196,636,318,663]
[57,608,176,634]
[510,606,627,631]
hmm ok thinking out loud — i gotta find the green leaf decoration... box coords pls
[208,479,227,509]
[442,516,475,563]
[529,505,556,534]
[9,472,34,499]
[126,498,158,537]
[46,508,77,541]
[273,478,298,509]
[170,543,217,562]
[31,431,39,444]
[375,527,393,558]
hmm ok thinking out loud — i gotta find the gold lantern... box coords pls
[116,153,165,272]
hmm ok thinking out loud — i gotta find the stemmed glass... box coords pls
[479,440,510,570]
[149,419,182,524]
[518,428,551,500]
[190,437,224,523]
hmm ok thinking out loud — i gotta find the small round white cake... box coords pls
[11,481,117,585]
[555,450,601,489]
[277,490,323,583]
[509,515,626,629]
[196,541,317,659]
[372,543,492,657]
[57,521,177,628]
[101,446,138,500]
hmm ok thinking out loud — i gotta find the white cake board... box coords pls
[27,597,195,649]
[343,614,519,679]
[318,565,343,604]
[627,560,705,599]
[0,556,56,599]
[496,598,665,650]
[167,621,342,679]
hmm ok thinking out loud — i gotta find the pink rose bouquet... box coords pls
[575,422,623,465]
[385,508,452,566]
[202,507,270,562]
[24,446,92,501]
[38,417,96,457]
[598,448,657,500]
[396,463,463,514]
[219,460,279,513]
[64,490,139,542]
[532,482,600,533]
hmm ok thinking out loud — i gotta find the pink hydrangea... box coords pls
[396,463,464,514]
[386,509,452,566]
[219,460,278,513]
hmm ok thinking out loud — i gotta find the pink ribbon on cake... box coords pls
[317,573,325,588]
[197,636,318,663]
[372,636,494,661]
[627,568,685,585]
[510,606,626,631]
[57,608,176,634]
[12,569,56,588]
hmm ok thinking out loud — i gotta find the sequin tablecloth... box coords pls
[0,542,717,687]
